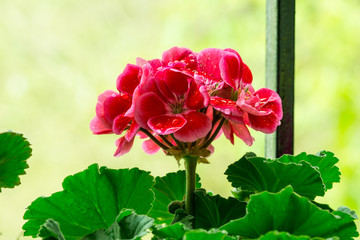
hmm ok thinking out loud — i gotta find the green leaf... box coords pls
[194,191,246,230]
[225,153,325,199]
[148,170,201,224]
[171,208,193,229]
[152,222,187,240]
[23,164,155,240]
[220,187,359,239]
[277,151,340,190]
[38,219,65,240]
[0,131,32,191]
[256,231,339,240]
[83,209,154,240]
[183,229,235,240]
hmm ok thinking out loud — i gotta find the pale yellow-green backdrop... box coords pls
[1,0,359,239]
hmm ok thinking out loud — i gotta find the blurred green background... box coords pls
[1,0,359,238]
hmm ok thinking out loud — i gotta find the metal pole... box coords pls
[265,0,295,158]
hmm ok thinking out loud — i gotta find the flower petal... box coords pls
[186,80,206,110]
[222,120,234,145]
[230,120,254,146]
[95,90,117,117]
[247,112,281,134]
[116,64,141,95]
[210,97,244,118]
[157,68,189,97]
[114,137,134,157]
[173,111,212,142]
[112,115,132,135]
[220,51,241,89]
[134,92,169,129]
[103,92,132,123]
[90,116,112,134]
[148,114,186,135]
[162,47,197,69]
[125,121,140,141]
[197,48,223,80]
[142,138,161,155]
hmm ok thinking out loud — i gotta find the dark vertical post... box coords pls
[265,0,295,158]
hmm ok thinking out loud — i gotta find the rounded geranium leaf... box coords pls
[173,111,212,142]
[257,231,333,240]
[225,153,325,200]
[220,187,359,239]
[0,131,31,191]
[194,191,246,230]
[23,164,155,240]
[277,151,340,191]
[148,114,187,135]
[184,229,236,240]
[152,222,187,240]
[148,170,201,224]
[134,92,168,129]
[83,209,154,240]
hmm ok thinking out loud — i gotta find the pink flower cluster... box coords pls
[90,47,282,159]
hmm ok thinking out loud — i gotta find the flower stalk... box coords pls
[183,155,198,218]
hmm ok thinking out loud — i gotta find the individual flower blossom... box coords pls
[134,66,212,142]
[237,87,283,134]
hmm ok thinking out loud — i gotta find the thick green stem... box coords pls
[184,155,198,218]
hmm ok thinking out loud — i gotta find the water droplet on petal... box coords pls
[172,118,180,125]
[224,109,231,115]
[156,123,163,128]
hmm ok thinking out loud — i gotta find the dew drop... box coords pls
[172,118,180,125]
[156,123,163,128]
[224,109,231,115]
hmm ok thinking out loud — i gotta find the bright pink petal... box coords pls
[222,120,234,145]
[90,116,112,134]
[148,114,186,135]
[162,47,197,69]
[142,138,161,155]
[114,137,134,157]
[230,120,254,146]
[240,63,253,85]
[103,93,132,123]
[112,115,132,135]
[220,52,241,89]
[197,48,223,80]
[134,92,169,129]
[116,64,141,95]
[254,88,283,119]
[186,80,206,110]
[210,97,244,118]
[125,121,140,141]
[173,111,212,142]
[247,112,280,134]
[157,69,189,97]
[95,90,118,117]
